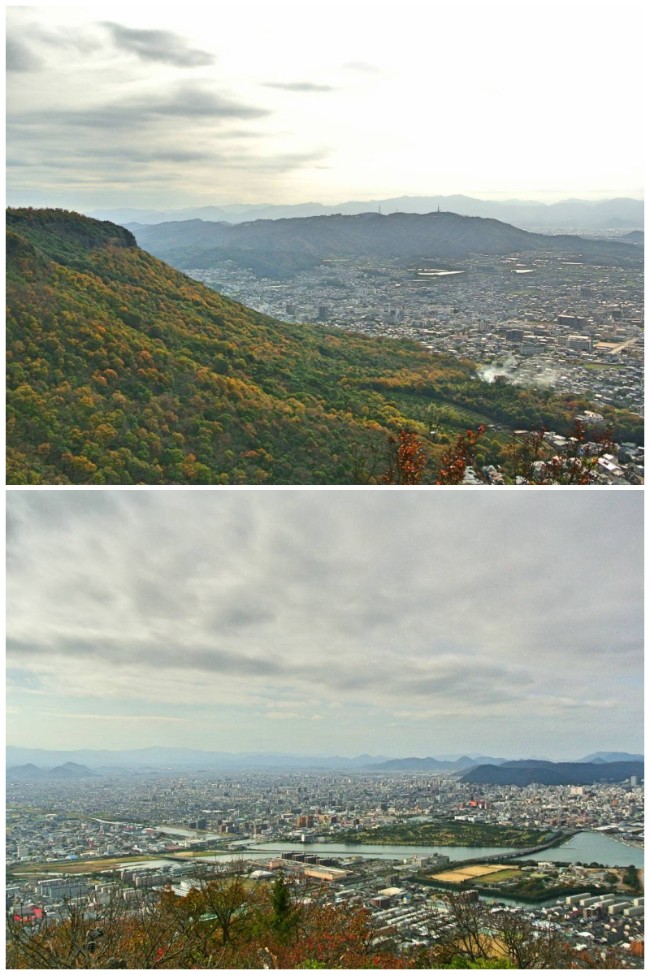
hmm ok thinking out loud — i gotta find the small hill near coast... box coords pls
[461,759,644,787]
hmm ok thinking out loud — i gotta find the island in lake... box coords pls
[328,820,558,848]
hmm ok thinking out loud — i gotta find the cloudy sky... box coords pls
[6,1,644,210]
[6,489,643,760]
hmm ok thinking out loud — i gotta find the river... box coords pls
[516,830,644,869]
[242,831,643,869]
[244,840,515,861]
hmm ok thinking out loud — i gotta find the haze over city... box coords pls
[6,0,644,210]
[6,490,643,759]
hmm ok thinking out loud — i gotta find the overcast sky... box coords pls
[6,1,644,209]
[6,490,643,760]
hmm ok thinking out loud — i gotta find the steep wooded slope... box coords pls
[6,209,467,483]
[6,209,640,485]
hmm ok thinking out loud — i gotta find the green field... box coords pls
[477,867,522,883]
[11,854,165,877]
[583,362,626,371]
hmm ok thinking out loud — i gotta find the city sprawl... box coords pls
[6,770,644,966]
[189,252,643,416]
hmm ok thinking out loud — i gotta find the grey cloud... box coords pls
[10,85,269,131]
[216,606,278,632]
[6,637,50,658]
[6,488,128,539]
[7,145,328,183]
[7,634,282,679]
[231,150,330,173]
[140,86,269,119]
[7,79,291,193]
[53,146,225,165]
[6,37,44,72]
[129,576,193,621]
[264,81,336,93]
[155,645,283,678]
[6,491,643,755]
[101,22,215,67]
[6,509,21,547]
[399,664,533,703]
[27,24,102,54]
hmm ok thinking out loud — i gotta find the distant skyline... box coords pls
[6,490,643,760]
[6,1,644,211]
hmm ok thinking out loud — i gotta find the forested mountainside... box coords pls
[6,209,642,485]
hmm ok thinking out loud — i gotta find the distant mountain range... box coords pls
[5,746,389,772]
[369,755,506,772]
[6,761,97,781]
[6,747,642,775]
[461,760,643,787]
[127,210,643,279]
[579,751,644,763]
[88,194,644,234]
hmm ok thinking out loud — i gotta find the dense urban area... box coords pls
[7,769,644,967]
[187,252,644,484]
[189,253,643,412]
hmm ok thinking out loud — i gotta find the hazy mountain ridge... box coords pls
[7,747,641,774]
[88,194,644,233]
[7,761,97,780]
[127,210,642,279]
[5,746,389,771]
[579,751,644,763]
[369,755,506,772]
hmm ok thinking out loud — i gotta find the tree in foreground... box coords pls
[382,430,428,484]
[6,870,409,970]
[432,893,575,969]
[436,426,486,484]
[6,874,634,969]
[432,419,617,485]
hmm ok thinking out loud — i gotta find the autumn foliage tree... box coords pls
[8,209,640,485]
[436,426,486,484]
[432,893,574,969]
[382,430,428,484]
[7,873,624,969]
[6,870,410,970]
